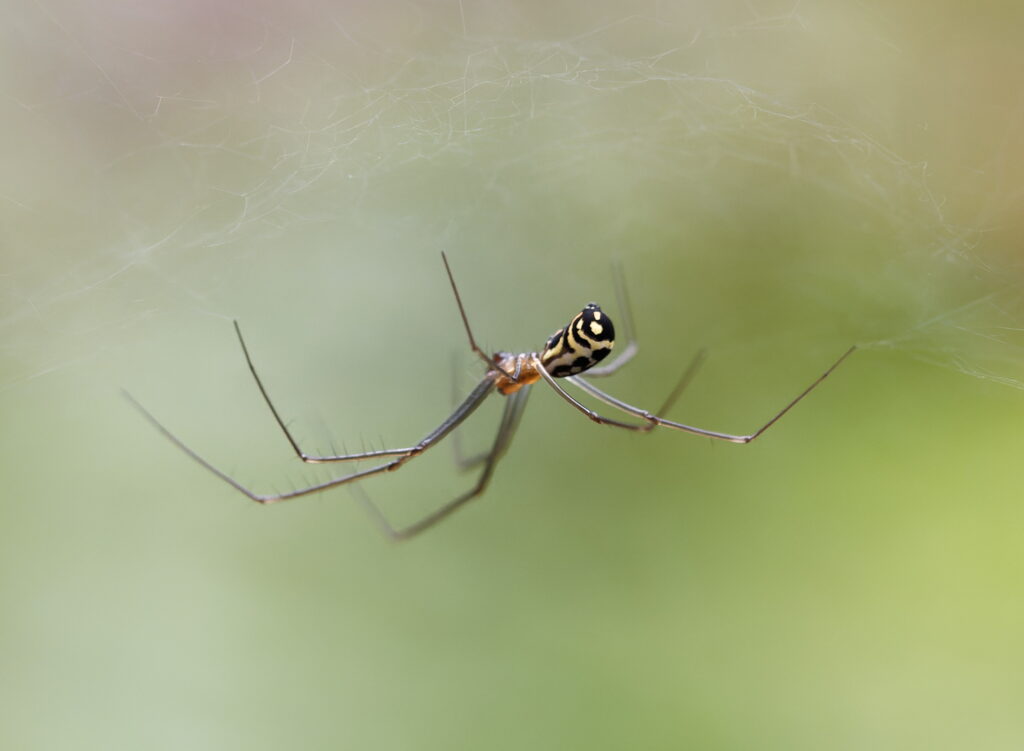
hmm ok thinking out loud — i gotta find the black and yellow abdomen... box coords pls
[540,303,615,378]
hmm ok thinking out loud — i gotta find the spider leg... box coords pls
[558,346,855,442]
[449,351,491,471]
[583,260,638,377]
[354,386,531,540]
[441,252,515,379]
[533,355,653,431]
[235,320,414,464]
[568,348,707,428]
[122,375,496,504]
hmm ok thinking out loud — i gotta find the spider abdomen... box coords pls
[540,303,615,378]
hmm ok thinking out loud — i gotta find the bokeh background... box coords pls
[3,1,1024,749]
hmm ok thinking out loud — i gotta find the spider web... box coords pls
[1,0,1022,395]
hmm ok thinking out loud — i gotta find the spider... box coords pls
[127,254,854,540]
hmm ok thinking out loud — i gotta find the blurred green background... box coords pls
[3,1,1024,749]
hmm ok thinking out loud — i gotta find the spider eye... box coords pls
[540,303,616,377]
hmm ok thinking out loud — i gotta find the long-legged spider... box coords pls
[127,254,854,540]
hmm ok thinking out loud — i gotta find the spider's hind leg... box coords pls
[449,351,492,471]
[354,386,531,541]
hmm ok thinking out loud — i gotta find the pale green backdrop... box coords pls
[3,1,1024,749]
